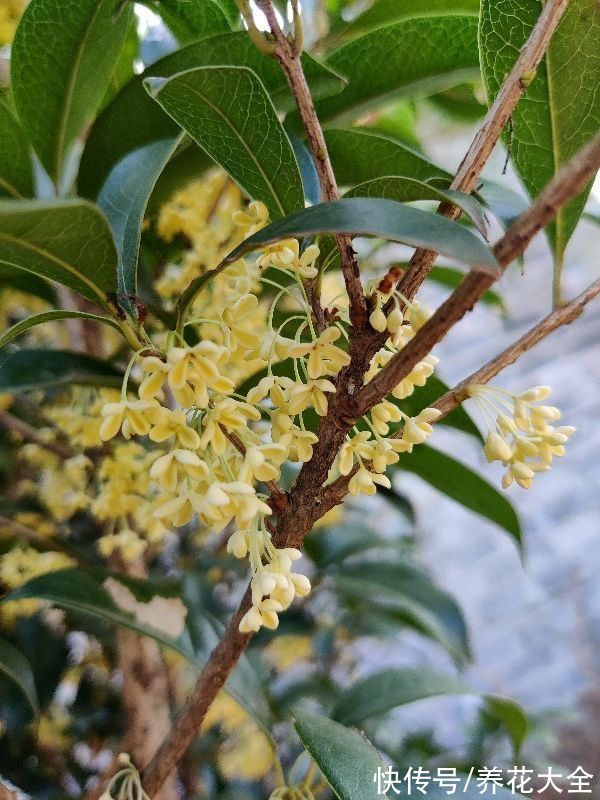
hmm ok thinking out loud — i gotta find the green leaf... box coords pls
[333,561,470,664]
[345,176,489,237]
[293,709,386,800]
[0,200,118,307]
[5,568,275,736]
[3,568,196,660]
[0,266,57,304]
[341,0,480,40]
[79,32,344,199]
[98,137,182,307]
[141,0,232,44]
[480,0,600,290]
[286,127,322,206]
[0,636,39,717]
[305,523,388,569]
[0,349,122,393]
[326,128,451,187]
[0,311,122,350]
[223,198,499,274]
[11,0,134,185]
[331,667,528,757]
[145,66,304,218]
[310,16,480,125]
[0,100,34,199]
[397,445,522,546]
[427,266,505,311]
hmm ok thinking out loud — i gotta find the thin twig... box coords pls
[432,278,600,420]
[350,131,600,417]
[0,410,72,459]
[384,0,570,304]
[254,0,369,328]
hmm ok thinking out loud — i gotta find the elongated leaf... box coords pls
[6,569,274,735]
[0,636,39,717]
[427,266,505,311]
[0,200,118,307]
[293,709,385,800]
[98,137,181,307]
[0,349,122,393]
[223,198,499,274]
[341,0,480,40]
[346,176,489,237]
[397,445,522,545]
[0,311,122,350]
[141,0,232,44]
[11,0,134,184]
[287,128,322,207]
[480,0,600,289]
[326,127,451,187]
[145,67,304,218]
[310,16,480,125]
[333,561,470,664]
[332,667,528,756]
[79,32,344,199]
[3,568,195,659]
[0,101,34,199]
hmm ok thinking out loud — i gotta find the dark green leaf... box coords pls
[98,137,181,306]
[141,0,232,44]
[145,66,304,218]
[305,523,387,569]
[333,561,470,664]
[345,176,489,237]
[0,200,118,307]
[310,16,480,125]
[79,32,344,199]
[397,445,522,545]
[0,636,39,717]
[293,709,385,800]
[224,199,499,274]
[0,266,57,304]
[0,349,122,393]
[286,127,322,207]
[3,568,195,659]
[326,128,450,187]
[427,266,505,311]
[0,100,34,199]
[341,0,480,41]
[331,667,528,756]
[0,311,122,350]
[480,0,600,291]
[11,0,134,184]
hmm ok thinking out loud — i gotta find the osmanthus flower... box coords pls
[289,326,351,379]
[349,463,392,496]
[467,384,575,489]
[138,356,169,401]
[246,374,295,406]
[150,450,209,492]
[221,293,263,351]
[238,442,288,483]
[198,397,262,454]
[167,342,235,408]
[287,378,336,416]
[97,529,147,562]
[244,328,297,363]
[401,408,441,446]
[233,199,270,237]
[256,238,321,280]
[274,422,319,463]
[147,407,200,449]
[99,399,160,442]
[336,431,375,476]
[370,399,403,435]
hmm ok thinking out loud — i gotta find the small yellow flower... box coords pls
[287,378,336,416]
[148,408,201,449]
[150,450,209,492]
[99,399,159,441]
[289,327,350,379]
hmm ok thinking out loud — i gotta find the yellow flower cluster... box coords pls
[468,384,575,489]
[0,546,74,625]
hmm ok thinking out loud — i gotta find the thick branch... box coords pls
[254,0,368,327]
[392,0,570,303]
[351,130,600,416]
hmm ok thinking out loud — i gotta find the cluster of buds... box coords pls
[468,384,575,489]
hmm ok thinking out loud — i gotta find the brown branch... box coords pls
[0,410,72,459]
[350,130,600,417]
[432,278,600,421]
[388,0,570,304]
[254,0,368,328]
